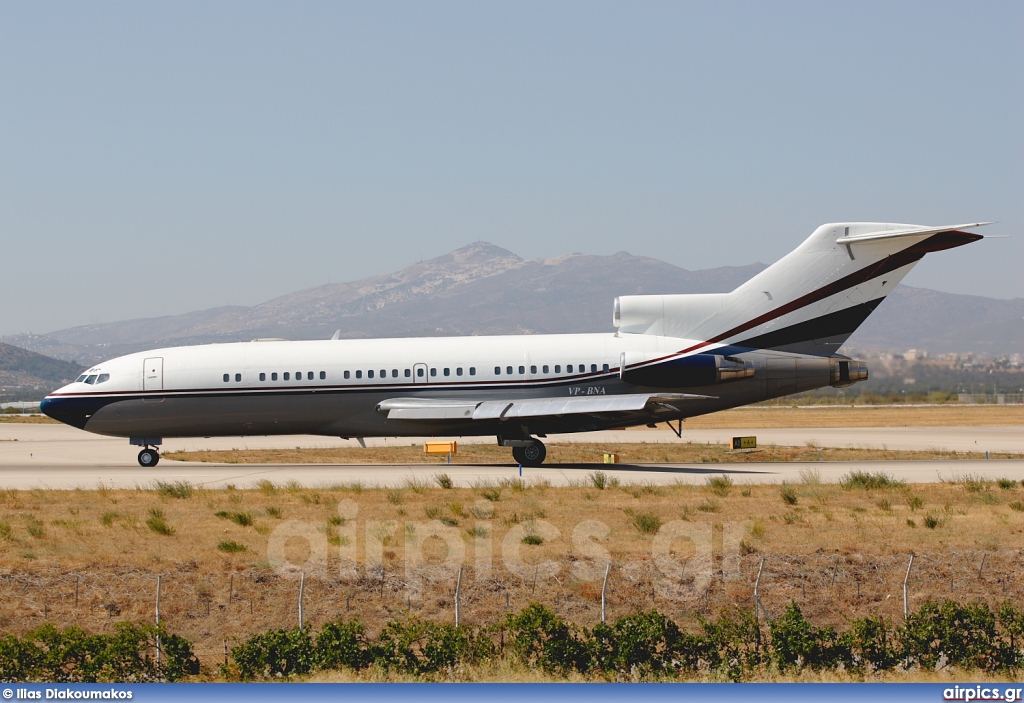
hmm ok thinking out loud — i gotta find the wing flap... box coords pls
[376,393,711,422]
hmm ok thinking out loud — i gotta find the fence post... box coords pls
[903,554,914,619]
[601,562,611,624]
[155,575,162,668]
[299,572,305,633]
[753,557,771,622]
[455,565,463,627]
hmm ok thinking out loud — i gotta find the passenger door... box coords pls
[143,358,164,391]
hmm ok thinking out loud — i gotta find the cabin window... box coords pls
[530,365,537,374]
[97,373,110,384]
[295,371,301,380]
[405,369,411,378]
[430,368,437,377]
[506,366,513,375]
[603,364,609,372]
[469,367,476,376]
[223,374,229,383]
[417,368,424,378]
[307,372,313,380]
[356,370,362,379]
[320,371,326,380]
[235,373,242,382]
[271,372,278,381]
[443,368,450,377]
[380,369,386,378]
[368,370,374,379]
[259,373,266,381]
[542,365,549,373]
[392,369,398,378]
[566,365,573,373]
[591,364,597,372]
[344,370,350,379]
[494,366,501,375]
[456,367,463,376]
[519,366,525,375]
[283,372,290,381]
[554,365,561,373]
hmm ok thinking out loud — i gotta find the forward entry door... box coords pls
[143,358,164,391]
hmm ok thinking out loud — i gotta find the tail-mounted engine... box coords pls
[829,358,868,387]
[621,353,754,388]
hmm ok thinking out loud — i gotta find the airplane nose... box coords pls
[40,396,101,430]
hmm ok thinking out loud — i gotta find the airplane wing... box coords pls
[375,393,712,421]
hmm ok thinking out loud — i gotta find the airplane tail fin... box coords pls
[614,222,989,355]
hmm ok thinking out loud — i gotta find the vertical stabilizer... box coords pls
[614,222,987,354]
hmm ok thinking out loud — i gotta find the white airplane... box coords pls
[42,222,990,467]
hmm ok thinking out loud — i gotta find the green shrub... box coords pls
[154,481,192,499]
[215,511,255,527]
[841,471,904,490]
[697,607,761,680]
[505,603,590,673]
[217,540,246,553]
[232,627,315,679]
[630,511,662,534]
[145,509,174,536]
[840,615,898,671]
[521,534,544,545]
[779,483,799,505]
[901,600,1013,671]
[0,622,197,682]
[769,602,844,670]
[706,475,733,497]
[315,617,370,671]
[373,617,488,675]
[434,473,454,489]
[590,610,697,676]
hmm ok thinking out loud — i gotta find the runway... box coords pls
[1,422,1022,489]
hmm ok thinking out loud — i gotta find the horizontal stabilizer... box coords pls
[376,393,712,421]
[835,222,992,245]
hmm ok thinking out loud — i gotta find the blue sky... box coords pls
[1,1,1021,336]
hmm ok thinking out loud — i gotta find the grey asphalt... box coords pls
[1,422,1022,489]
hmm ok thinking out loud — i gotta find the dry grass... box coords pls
[0,415,58,424]
[166,442,1023,465]
[674,404,1024,429]
[2,476,1024,678]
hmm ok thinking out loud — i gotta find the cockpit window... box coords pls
[96,374,110,384]
[84,375,98,385]
[76,375,88,383]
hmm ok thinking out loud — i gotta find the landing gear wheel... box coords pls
[512,440,546,467]
[138,448,160,467]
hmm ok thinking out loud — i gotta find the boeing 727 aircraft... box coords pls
[42,222,989,467]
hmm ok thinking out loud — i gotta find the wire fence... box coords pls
[2,549,1023,664]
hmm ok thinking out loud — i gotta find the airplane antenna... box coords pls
[330,329,341,341]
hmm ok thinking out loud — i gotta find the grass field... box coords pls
[3,472,1024,679]
[166,442,1024,465]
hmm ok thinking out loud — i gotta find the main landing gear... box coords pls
[501,436,547,467]
[130,437,162,467]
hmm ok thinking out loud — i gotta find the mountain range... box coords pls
[3,242,1022,369]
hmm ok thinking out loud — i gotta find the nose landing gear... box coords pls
[130,437,163,467]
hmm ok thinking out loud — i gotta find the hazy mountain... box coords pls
[0,343,85,389]
[3,242,1021,365]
